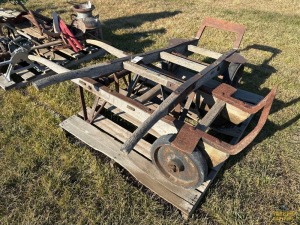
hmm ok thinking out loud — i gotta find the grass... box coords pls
[0,0,299,224]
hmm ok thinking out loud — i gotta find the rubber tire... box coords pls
[151,134,208,189]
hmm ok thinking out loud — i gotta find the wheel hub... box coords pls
[167,157,185,173]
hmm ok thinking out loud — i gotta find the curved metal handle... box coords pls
[201,87,276,155]
[196,17,246,49]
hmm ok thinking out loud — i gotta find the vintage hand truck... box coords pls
[0,1,104,90]
[33,18,276,218]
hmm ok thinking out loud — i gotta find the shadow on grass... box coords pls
[239,44,281,92]
[102,11,181,53]
[32,7,181,53]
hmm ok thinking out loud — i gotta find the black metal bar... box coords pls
[78,86,88,121]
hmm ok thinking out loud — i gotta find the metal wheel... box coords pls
[151,134,208,189]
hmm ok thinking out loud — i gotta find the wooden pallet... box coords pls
[0,46,106,90]
[60,106,253,219]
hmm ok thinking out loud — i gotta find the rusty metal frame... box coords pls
[32,20,274,159]
[27,15,276,163]
[171,84,276,155]
[196,17,246,49]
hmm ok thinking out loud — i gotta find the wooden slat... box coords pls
[59,48,84,59]
[197,100,225,131]
[0,9,20,18]
[97,99,161,137]
[187,45,222,59]
[123,61,181,88]
[78,108,152,158]
[19,71,36,80]
[160,51,206,72]
[21,27,46,40]
[86,39,128,58]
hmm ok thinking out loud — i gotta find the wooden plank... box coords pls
[85,39,128,58]
[21,27,46,40]
[0,9,20,18]
[187,45,222,59]
[60,115,194,213]
[123,61,181,89]
[78,108,152,158]
[160,51,206,72]
[19,71,36,80]
[96,99,161,138]
[197,100,225,131]
[59,48,84,59]
[135,84,161,103]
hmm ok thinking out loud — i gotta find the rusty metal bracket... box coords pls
[212,83,275,114]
